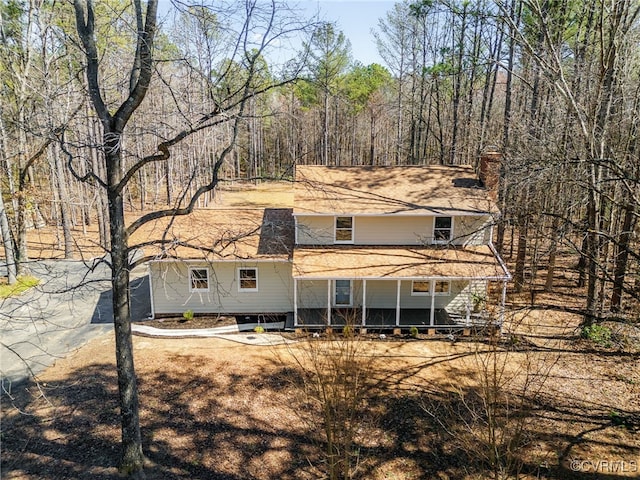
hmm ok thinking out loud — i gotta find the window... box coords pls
[238,268,258,291]
[335,216,354,243]
[411,280,431,296]
[334,279,352,306]
[434,280,450,295]
[189,267,209,292]
[434,216,453,242]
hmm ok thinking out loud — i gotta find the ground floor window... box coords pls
[189,267,209,292]
[238,267,258,291]
[334,279,352,306]
[411,280,430,295]
[434,280,450,295]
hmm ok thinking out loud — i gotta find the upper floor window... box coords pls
[238,267,258,292]
[434,216,453,242]
[335,216,354,243]
[189,267,209,292]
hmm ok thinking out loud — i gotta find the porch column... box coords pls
[327,280,332,325]
[430,281,436,326]
[466,284,472,326]
[396,280,401,326]
[293,278,298,326]
[362,279,367,326]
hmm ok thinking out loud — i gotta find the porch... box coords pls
[295,307,494,329]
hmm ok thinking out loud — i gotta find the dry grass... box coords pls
[2,312,639,479]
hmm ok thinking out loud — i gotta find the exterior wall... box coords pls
[355,217,428,245]
[150,261,292,315]
[297,279,328,308]
[296,278,483,311]
[296,214,492,246]
[297,279,363,308]
[296,216,334,245]
[445,279,488,315]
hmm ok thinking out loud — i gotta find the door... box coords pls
[334,279,352,306]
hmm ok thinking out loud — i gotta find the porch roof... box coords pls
[292,245,510,280]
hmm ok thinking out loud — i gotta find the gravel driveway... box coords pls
[0,258,151,390]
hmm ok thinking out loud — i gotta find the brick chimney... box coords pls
[478,149,502,200]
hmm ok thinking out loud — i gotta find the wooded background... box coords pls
[1,0,639,321]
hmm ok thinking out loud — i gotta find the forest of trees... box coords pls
[2,1,639,477]
[1,0,639,319]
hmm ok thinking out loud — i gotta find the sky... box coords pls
[157,0,397,67]
[302,0,397,66]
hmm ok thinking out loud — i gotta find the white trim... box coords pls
[150,258,289,264]
[334,216,355,244]
[292,211,492,217]
[430,283,436,325]
[293,278,298,326]
[147,264,155,320]
[238,267,259,292]
[327,281,332,324]
[362,280,367,326]
[396,280,401,325]
[188,266,210,292]
[334,279,353,306]
[293,275,509,281]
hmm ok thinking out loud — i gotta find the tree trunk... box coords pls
[611,202,636,311]
[106,141,145,477]
[53,144,74,259]
[0,184,18,284]
[514,219,528,293]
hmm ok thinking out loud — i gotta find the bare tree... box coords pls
[71,0,310,476]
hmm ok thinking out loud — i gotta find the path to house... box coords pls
[0,259,293,391]
[0,258,148,390]
[131,323,296,346]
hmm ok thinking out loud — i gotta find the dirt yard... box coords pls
[2,304,639,479]
[3,185,639,479]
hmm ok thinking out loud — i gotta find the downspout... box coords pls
[362,279,367,326]
[293,278,298,326]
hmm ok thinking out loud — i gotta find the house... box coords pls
[146,163,511,329]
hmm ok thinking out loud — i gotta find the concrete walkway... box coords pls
[131,323,296,346]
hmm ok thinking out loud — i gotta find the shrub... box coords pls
[410,326,419,338]
[0,275,40,299]
[342,325,354,338]
[182,309,194,322]
[254,325,265,333]
[581,324,612,347]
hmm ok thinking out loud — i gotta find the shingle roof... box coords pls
[133,208,294,261]
[293,245,509,279]
[294,165,497,215]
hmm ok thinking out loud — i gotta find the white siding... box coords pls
[446,280,488,315]
[296,216,334,245]
[150,261,292,315]
[297,280,328,308]
[354,216,428,244]
[296,214,493,246]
